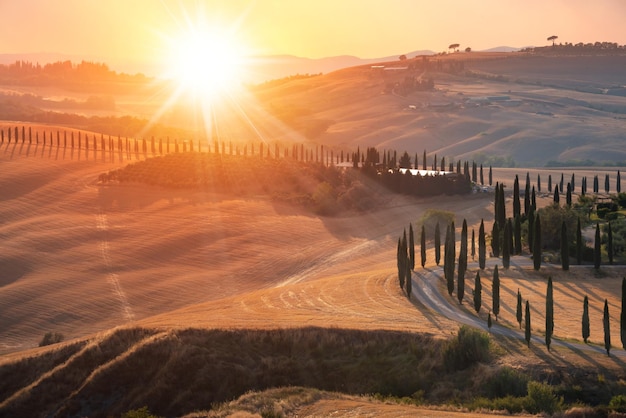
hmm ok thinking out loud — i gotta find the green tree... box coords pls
[406,261,412,299]
[548,174,552,192]
[491,221,500,258]
[422,149,427,170]
[513,175,521,219]
[561,221,569,270]
[566,183,572,207]
[525,300,531,347]
[471,228,476,260]
[594,222,601,270]
[516,289,523,329]
[514,216,522,255]
[502,219,511,269]
[488,312,492,332]
[409,224,416,270]
[434,222,441,265]
[458,220,468,304]
[618,170,621,194]
[489,165,492,186]
[576,217,583,265]
[533,214,542,271]
[493,265,500,320]
[553,184,560,205]
[474,271,482,313]
[621,278,626,349]
[604,298,611,356]
[445,224,454,296]
[582,295,590,343]
[479,219,486,269]
[399,151,412,168]
[546,277,554,351]
[605,174,610,193]
[420,224,426,268]
[607,222,614,265]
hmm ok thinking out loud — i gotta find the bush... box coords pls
[443,326,490,371]
[417,209,455,237]
[39,332,64,347]
[483,367,529,398]
[525,381,564,415]
[609,394,626,413]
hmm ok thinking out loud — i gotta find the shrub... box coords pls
[443,326,490,371]
[418,209,455,237]
[39,332,64,347]
[525,381,564,415]
[609,394,626,413]
[483,367,529,398]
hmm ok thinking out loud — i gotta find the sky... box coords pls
[1,0,626,75]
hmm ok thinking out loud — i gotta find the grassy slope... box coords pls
[2,127,626,416]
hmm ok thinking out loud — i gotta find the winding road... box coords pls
[411,256,626,358]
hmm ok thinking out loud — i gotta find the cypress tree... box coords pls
[489,165,492,186]
[406,261,412,299]
[488,312,492,332]
[604,299,611,356]
[409,224,415,270]
[420,224,426,268]
[472,161,477,183]
[617,170,621,194]
[553,184,560,204]
[566,183,572,206]
[397,237,405,289]
[513,175,521,219]
[494,182,500,225]
[528,205,535,253]
[474,271,482,313]
[576,217,583,265]
[537,173,542,192]
[608,222,614,265]
[480,164,484,185]
[582,176,587,196]
[422,149,427,170]
[558,220,569,270]
[605,174,610,193]
[414,153,418,169]
[434,222,441,266]
[493,265,500,321]
[445,224,454,296]
[491,221,500,258]
[502,219,511,269]
[594,175,599,193]
[594,222,601,270]
[458,220,468,304]
[621,278,626,349]
[498,183,506,227]
[525,171,530,195]
[548,174,552,192]
[582,295,590,343]
[560,172,564,192]
[479,219,486,269]
[531,186,536,210]
[524,180,531,215]
[533,214,542,271]
[514,216,522,255]
[546,276,554,351]
[525,300,531,347]
[471,229,476,260]
[516,289,523,329]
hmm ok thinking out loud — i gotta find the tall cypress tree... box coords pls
[493,265,500,321]
[594,222,601,270]
[548,174,552,193]
[533,214,542,271]
[397,237,405,289]
[422,149,427,170]
[494,182,500,225]
[566,183,572,206]
[409,224,415,270]
[502,219,511,269]
[516,289,523,329]
[560,172,564,192]
[491,222,500,258]
[513,175,521,219]
[525,300,531,347]
[531,186,536,210]
[582,176,587,195]
[524,180,531,215]
[479,219,486,269]
[489,165,492,186]
[546,277,554,351]
[571,173,576,192]
[553,184,560,205]
[582,295,590,343]
[420,224,426,268]
[406,261,412,299]
[621,278,626,349]
[474,271,482,313]
[576,217,583,265]
[480,164,484,185]
[471,229,476,260]
[617,170,621,194]
[605,174,610,193]
[445,224,454,296]
[608,222,614,265]
[594,175,599,193]
[514,216,522,255]
[458,220,468,304]
[604,299,611,356]
[561,221,569,270]
[434,222,441,266]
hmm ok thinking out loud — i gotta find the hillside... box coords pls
[251,53,626,166]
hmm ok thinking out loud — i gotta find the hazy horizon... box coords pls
[2,0,626,77]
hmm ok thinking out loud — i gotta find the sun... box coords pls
[165,26,249,100]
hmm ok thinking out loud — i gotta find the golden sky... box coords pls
[1,0,625,73]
